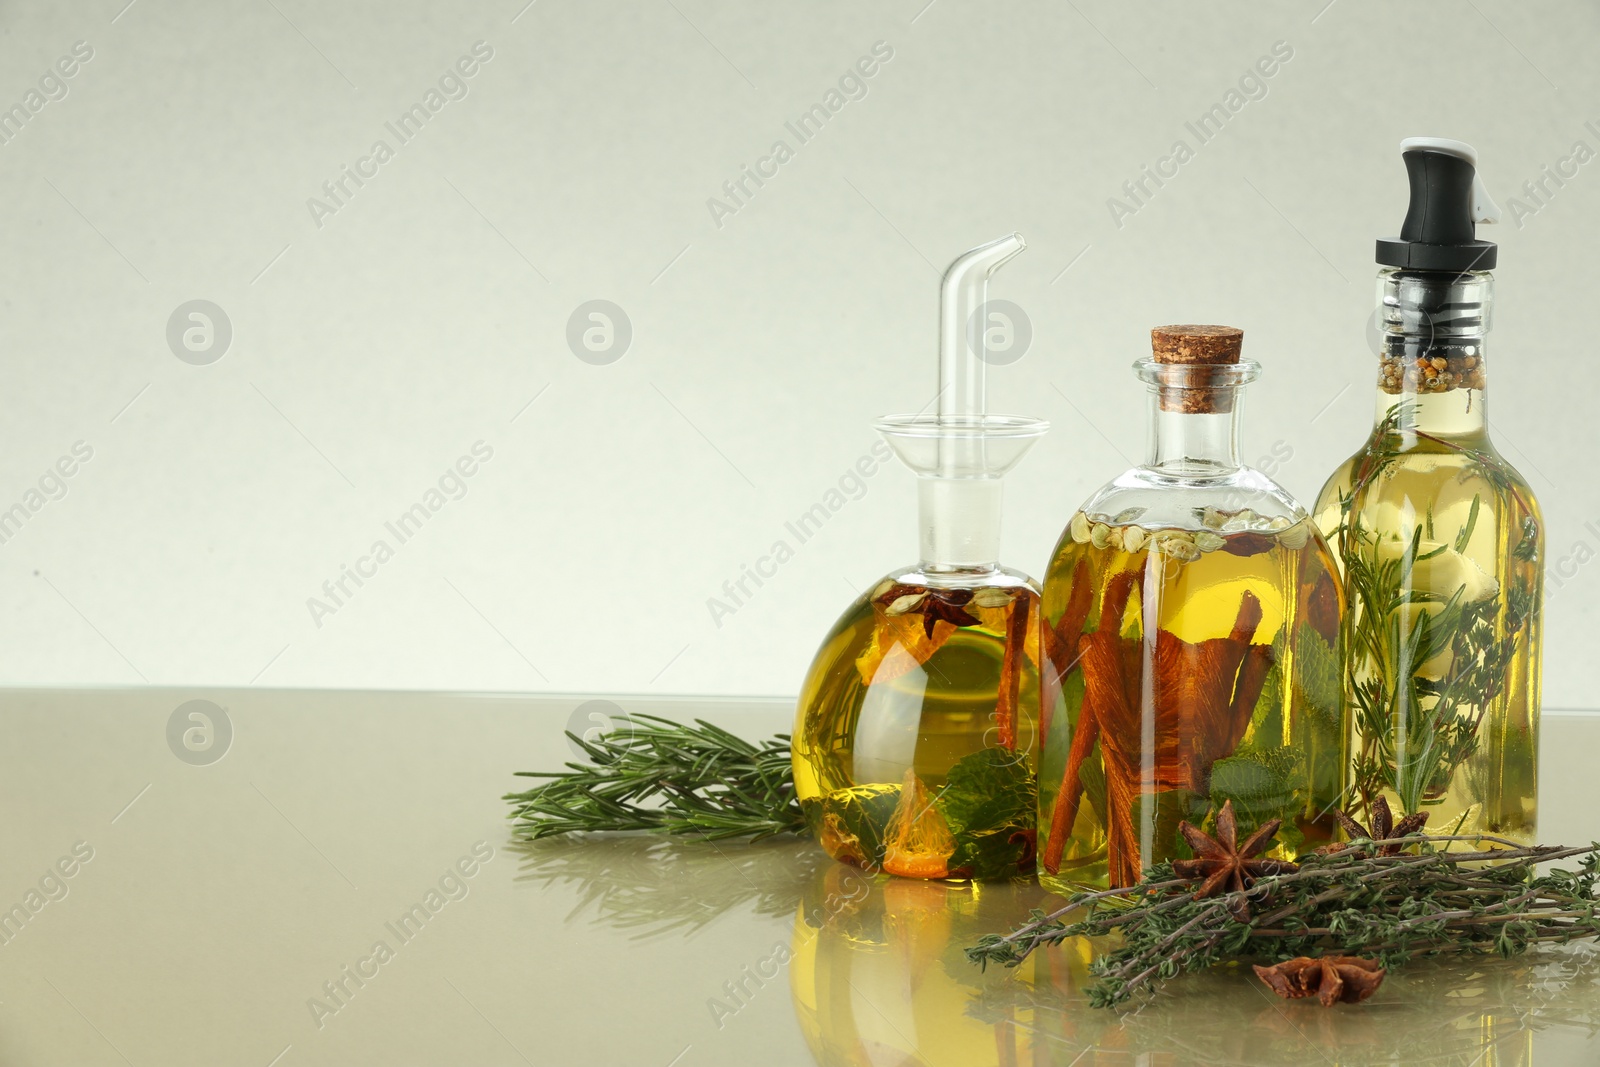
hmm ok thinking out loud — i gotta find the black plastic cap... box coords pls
[1376,148,1497,272]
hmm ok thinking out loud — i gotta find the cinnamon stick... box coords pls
[1230,645,1273,735]
[1040,559,1093,743]
[1042,647,1097,875]
[1042,570,1139,875]
[994,595,1031,750]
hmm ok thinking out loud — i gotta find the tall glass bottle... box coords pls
[1038,326,1345,892]
[1313,138,1542,843]
[793,234,1051,881]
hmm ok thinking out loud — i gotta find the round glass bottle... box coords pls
[1037,326,1346,893]
[793,234,1051,881]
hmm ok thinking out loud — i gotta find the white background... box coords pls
[0,0,1594,705]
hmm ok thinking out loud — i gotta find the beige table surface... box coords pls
[1,689,1597,1067]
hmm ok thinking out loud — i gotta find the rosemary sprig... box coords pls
[1333,400,1539,820]
[505,713,806,841]
[967,834,1600,1008]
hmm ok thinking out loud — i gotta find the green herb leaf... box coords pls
[802,782,901,867]
[967,836,1600,1009]
[939,748,1036,875]
[505,714,805,840]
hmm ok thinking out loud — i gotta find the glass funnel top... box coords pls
[876,414,1048,575]
[874,413,1048,478]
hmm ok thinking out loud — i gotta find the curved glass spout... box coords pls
[937,232,1026,421]
[877,233,1042,576]
[936,233,1026,488]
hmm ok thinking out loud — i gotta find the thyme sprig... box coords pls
[968,834,1600,1009]
[505,714,806,840]
[1333,400,1539,820]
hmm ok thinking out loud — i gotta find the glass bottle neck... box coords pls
[1146,403,1243,475]
[1133,357,1256,478]
[1372,268,1491,442]
[1373,373,1487,439]
[917,477,1003,576]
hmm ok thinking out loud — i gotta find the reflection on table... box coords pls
[517,835,1600,1066]
[788,860,1600,1066]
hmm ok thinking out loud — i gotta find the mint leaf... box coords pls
[1294,624,1342,715]
[803,782,902,868]
[1208,750,1308,855]
[938,748,1035,877]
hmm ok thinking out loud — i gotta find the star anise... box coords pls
[1252,955,1386,1006]
[1220,531,1277,557]
[1172,800,1297,920]
[916,588,980,639]
[876,584,981,639]
[1321,795,1428,857]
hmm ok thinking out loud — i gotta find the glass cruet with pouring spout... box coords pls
[1037,325,1347,892]
[792,233,1052,881]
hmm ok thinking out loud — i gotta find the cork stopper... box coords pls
[1150,325,1244,413]
[1151,325,1242,365]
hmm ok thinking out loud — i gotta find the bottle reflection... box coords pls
[789,861,1600,1067]
[788,865,1082,1066]
[512,837,1600,1066]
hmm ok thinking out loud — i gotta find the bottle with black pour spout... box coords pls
[792,234,1052,881]
[1313,138,1543,845]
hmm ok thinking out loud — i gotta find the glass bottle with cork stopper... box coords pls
[1037,325,1346,892]
[1313,137,1542,845]
[791,234,1052,881]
